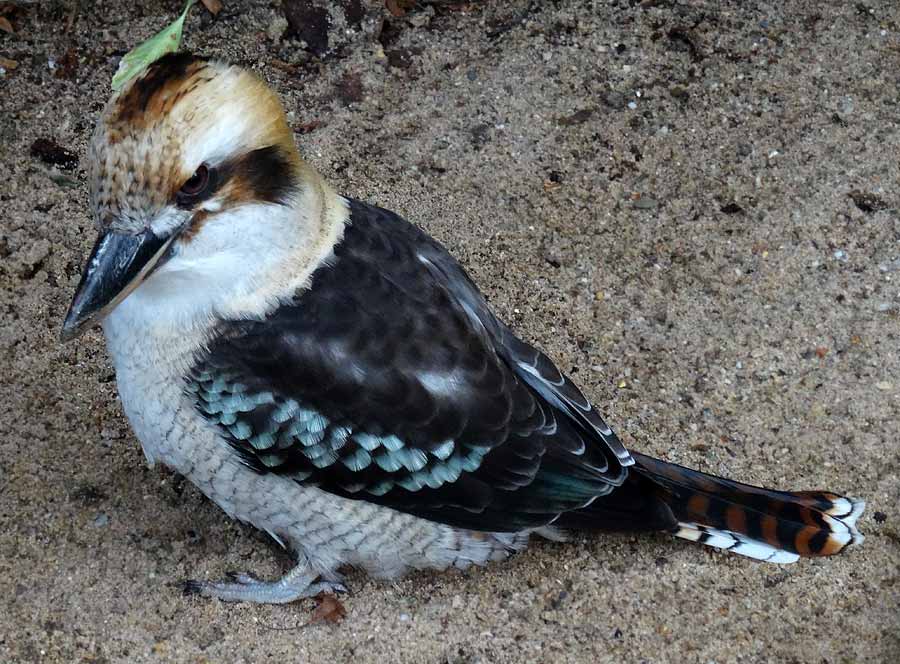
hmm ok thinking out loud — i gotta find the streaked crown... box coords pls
[89,53,299,236]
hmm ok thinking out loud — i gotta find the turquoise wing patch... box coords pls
[187,371,490,495]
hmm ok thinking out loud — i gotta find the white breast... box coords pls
[102,297,291,527]
[102,288,210,471]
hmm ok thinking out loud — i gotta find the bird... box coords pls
[61,53,865,604]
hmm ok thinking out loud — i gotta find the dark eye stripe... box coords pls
[216,146,298,206]
[174,146,297,211]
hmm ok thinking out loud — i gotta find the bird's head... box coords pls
[62,53,337,341]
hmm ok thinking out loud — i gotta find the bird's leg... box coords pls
[183,554,346,604]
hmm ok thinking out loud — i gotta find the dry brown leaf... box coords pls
[295,120,322,134]
[385,0,415,18]
[309,594,346,625]
[0,56,17,70]
[0,2,24,19]
[54,46,78,80]
[0,16,12,33]
[200,0,223,15]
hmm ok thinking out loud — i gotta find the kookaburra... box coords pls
[61,54,864,604]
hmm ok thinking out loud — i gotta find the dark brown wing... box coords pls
[188,199,632,531]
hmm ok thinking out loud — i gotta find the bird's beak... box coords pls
[60,229,176,342]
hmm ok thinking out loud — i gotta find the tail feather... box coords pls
[631,452,865,564]
[673,522,801,563]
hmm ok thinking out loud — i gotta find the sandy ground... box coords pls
[1,1,899,662]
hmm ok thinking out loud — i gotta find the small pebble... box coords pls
[875,381,893,391]
[603,91,626,109]
[627,101,637,110]
[266,16,288,43]
[633,196,657,210]
[92,513,109,528]
[878,258,900,273]
[670,85,689,101]
[833,250,848,262]
[408,7,433,28]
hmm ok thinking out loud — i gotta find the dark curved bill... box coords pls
[60,229,174,342]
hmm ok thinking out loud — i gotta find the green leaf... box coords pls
[111,0,196,92]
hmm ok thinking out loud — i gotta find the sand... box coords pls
[1,1,898,662]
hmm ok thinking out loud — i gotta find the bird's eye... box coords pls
[177,164,212,203]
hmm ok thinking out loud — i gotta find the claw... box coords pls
[305,580,348,597]
[181,579,204,596]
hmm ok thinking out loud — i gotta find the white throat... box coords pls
[102,180,349,372]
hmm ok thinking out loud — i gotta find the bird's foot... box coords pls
[183,563,346,604]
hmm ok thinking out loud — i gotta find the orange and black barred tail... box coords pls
[632,452,865,563]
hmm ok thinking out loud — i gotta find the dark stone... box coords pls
[30,138,79,170]
[378,17,403,48]
[386,48,417,70]
[849,190,887,214]
[341,0,365,26]
[283,0,330,57]
[558,108,594,125]
[470,123,491,148]
[337,71,364,106]
[669,85,689,101]
[602,91,626,110]
[71,483,108,506]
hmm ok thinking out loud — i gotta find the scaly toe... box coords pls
[180,558,344,604]
[305,580,348,596]
[224,571,260,584]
